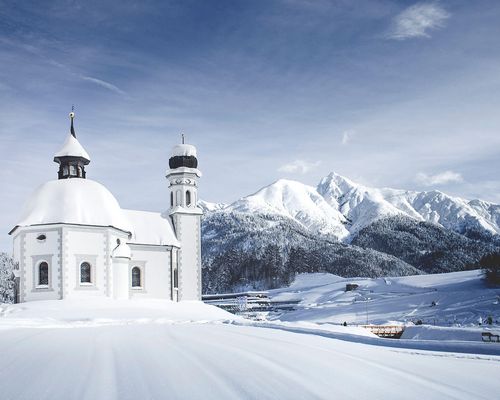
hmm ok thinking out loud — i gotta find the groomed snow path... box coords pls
[1,323,499,400]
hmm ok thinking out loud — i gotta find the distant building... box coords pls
[9,112,203,302]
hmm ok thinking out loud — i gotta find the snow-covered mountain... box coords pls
[318,172,500,239]
[200,172,499,293]
[224,179,349,240]
[207,172,500,242]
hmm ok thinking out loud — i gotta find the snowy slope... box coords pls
[1,299,499,399]
[269,270,500,328]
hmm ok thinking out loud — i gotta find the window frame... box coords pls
[37,261,49,288]
[79,261,93,285]
[129,262,146,293]
[131,266,142,289]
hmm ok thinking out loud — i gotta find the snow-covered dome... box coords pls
[54,133,90,161]
[171,144,197,158]
[13,179,132,234]
[169,143,198,169]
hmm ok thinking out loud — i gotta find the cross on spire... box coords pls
[181,132,185,144]
[69,105,76,137]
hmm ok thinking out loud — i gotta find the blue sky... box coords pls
[1,0,500,251]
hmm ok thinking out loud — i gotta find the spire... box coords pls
[70,106,76,137]
[54,109,90,179]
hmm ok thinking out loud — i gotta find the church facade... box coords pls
[9,112,203,303]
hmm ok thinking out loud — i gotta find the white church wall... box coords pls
[174,214,202,301]
[64,228,108,298]
[128,245,171,299]
[19,228,61,302]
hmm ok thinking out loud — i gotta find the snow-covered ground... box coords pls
[269,270,500,330]
[0,296,499,399]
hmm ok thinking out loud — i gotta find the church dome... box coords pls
[13,179,133,234]
[169,143,198,169]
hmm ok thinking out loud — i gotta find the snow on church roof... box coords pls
[171,144,197,158]
[54,133,90,161]
[123,209,180,247]
[13,179,132,234]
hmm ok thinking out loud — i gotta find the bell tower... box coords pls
[53,110,90,179]
[166,135,203,301]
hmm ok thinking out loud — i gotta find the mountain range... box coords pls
[200,173,500,293]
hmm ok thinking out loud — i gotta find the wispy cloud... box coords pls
[341,130,354,145]
[387,2,450,40]
[80,76,126,96]
[278,159,321,174]
[415,170,463,186]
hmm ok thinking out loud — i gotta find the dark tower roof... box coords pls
[168,137,198,169]
[53,111,90,179]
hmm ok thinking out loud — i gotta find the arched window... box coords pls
[170,192,174,207]
[38,262,49,286]
[186,190,192,206]
[80,262,91,283]
[131,267,141,288]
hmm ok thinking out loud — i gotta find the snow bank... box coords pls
[0,299,240,329]
[401,325,500,342]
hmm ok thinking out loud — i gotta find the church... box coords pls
[9,112,203,303]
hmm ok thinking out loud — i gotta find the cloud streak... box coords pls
[80,76,126,96]
[387,2,450,40]
[415,170,463,186]
[278,159,321,174]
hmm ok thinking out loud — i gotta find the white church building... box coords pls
[9,112,203,303]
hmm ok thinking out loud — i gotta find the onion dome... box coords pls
[53,111,90,179]
[168,134,198,169]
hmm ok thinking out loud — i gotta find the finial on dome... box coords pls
[69,105,76,137]
[181,132,185,144]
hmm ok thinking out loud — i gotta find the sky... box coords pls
[1,0,500,251]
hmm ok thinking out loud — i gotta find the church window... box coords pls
[63,166,69,176]
[80,262,92,284]
[186,190,191,206]
[38,262,49,286]
[131,267,141,288]
[36,234,46,242]
[69,165,77,176]
[170,192,174,207]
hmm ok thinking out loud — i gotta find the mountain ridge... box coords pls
[201,172,500,241]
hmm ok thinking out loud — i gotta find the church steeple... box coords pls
[53,110,91,179]
[70,110,76,137]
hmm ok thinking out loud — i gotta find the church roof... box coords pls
[12,179,132,234]
[54,133,90,161]
[123,209,180,247]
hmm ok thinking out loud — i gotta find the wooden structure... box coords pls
[361,325,405,339]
